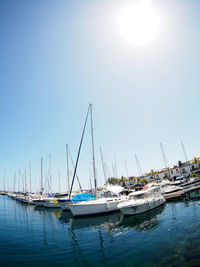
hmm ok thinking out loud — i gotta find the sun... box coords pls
[117,1,160,45]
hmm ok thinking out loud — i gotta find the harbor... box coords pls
[1,0,200,266]
[1,191,200,267]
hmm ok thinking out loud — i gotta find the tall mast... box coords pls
[112,163,115,177]
[24,169,27,193]
[100,146,107,184]
[69,149,83,192]
[14,172,16,192]
[41,158,43,194]
[181,141,191,175]
[18,169,20,192]
[160,143,171,179]
[4,170,5,192]
[90,103,97,198]
[114,156,118,178]
[124,160,129,178]
[58,170,61,193]
[49,154,52,194]
[22,174,24,193]
[29,162,32,193]
[69,105,90,199]
[66,144,70,195]
[135,154,143,177]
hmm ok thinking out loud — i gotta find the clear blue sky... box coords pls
[1,0,200,192]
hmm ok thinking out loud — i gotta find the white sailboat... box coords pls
[33,158,46,207]
[69,186,128,217]
[57,144,72,210]
[69,104,128,217]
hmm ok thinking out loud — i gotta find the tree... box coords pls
[194,157,199,169]
[140,178,148,184]
[120,176,128,183]
[106,177,121,185]
[137,177,140,183]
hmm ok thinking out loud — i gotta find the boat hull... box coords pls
[118,197,166,216]
[69,197,128,217]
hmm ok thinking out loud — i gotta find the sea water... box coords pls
[0,192,200,267]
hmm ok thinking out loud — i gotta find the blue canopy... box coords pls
[58,193,96,203]
[72,193,96,202]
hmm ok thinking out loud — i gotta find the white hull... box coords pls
[69,197,128,217]
[118,196,166,216]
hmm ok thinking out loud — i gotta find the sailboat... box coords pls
[33,158,46,207]
[69,104,128,217]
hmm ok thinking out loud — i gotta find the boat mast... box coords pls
[41,157,43,194]
[14,172,16,193]
[90,103,97,198]
[4,170,5,192]
[18,169,20,193]
[22,174,24,193]
[160,143,171,180]
[58,170,61,193]
[29,162,32,193]
[49,154,52,194]
[24,169,27,193]
[69,149,83,192]
[100,146,107,184]
[66,144,70,195]
[181,141,191,176]
[124,160,129,178]
[115,156,118,178]
[135,154,143,177]
[69,105,90,199]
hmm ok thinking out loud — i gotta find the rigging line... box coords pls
[69,105,90,199]
[69,149,83,193]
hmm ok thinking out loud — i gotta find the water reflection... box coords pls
[119,204,166,231]
[186,189,200,200]
[1,195,200,267]
[56,204,166,233]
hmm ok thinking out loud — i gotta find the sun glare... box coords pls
[117,1,160,45]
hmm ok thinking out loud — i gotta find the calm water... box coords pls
[1,193,200,267]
